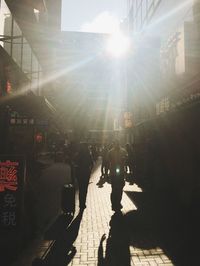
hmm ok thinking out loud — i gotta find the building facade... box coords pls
[0,0,42,96]
[127,0,200,121]
[0,1,63,259]
[127,0,161,32]
[0,0,62,154]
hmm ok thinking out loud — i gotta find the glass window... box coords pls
[148,0,154,10]
[0,0,42,94]
[22,38,32,75]
[31,53,39,91]
[12,21,22,67]
[0,0,11,47]
[142,0,147,22]
[2,16,12,54]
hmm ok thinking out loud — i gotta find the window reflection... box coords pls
[0,0,42,94]
[128,0,161,31]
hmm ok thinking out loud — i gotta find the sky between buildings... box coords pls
[61,0,127,33]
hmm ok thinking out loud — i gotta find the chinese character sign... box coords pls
[124,112,133,128]
[0,156,25,230]
[0,161,18,192]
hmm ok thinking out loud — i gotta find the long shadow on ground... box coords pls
[98,212,131,266]
[97,207,162,266]
[98,190,200,266]
[97,203,177,266]
[32,212,83,266]
[125,190,200,266]
[44,213,73,241]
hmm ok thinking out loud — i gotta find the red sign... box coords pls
[0,156,25,229]
[6,80,12,94]
[35,133,43,143]
[0,161,18,192]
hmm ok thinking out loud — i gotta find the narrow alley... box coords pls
[12,162,173,266]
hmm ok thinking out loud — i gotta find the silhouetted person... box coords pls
[66,141,79,183]
[96,145,109,188]
[101,145,109,177]
[75,142,93,211]
[91,144,98,162]
[125,143,134,184]
[107,140,128,212]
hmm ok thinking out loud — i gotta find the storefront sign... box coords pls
[0,156,25,230]
[124,112,133,128]
[10,118,34,125]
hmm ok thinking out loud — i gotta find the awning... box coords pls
[1,93,56,120]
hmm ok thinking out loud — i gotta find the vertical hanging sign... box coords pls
[0,156,25,231]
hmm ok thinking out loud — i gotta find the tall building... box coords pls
[0,2,64,260]
[127,0,200,121]
[127,0,161,32]
[0,0,63,154]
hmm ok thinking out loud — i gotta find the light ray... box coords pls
[147,0,193,31]
[0,54,98,105]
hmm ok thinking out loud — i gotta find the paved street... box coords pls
[12,162,175,266]
[66,165,173,266]
[1,1,200,265]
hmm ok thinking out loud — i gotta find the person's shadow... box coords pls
[97,206,163,266]
[98,212,131,266]
[32,211,83,266]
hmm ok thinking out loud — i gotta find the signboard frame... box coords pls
[0,155,26,232]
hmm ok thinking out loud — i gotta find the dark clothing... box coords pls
[77,174,90,209]
[107,147,128,176]
[107,146,128,211]
[101,147,109,176]
[75,144,93,210]
[110,175,125,211]
[126,145,133,170]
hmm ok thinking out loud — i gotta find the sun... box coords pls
[106,32,131,58]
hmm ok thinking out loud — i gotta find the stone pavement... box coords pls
[66,165,174,266]
[12,164,174,266]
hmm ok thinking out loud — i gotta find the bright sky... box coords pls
[61,0,127,33]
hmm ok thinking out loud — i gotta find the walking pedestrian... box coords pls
[75,142,93,211]
[125,143,134,184]
[107,140,128,212]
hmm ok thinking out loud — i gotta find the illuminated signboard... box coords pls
[0,156,25,230]
[9,118,48,126]
[9,118,35,125]
[124,112,133,129]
